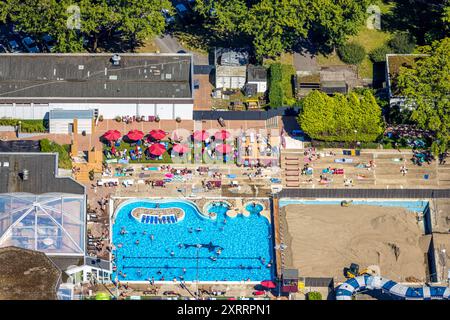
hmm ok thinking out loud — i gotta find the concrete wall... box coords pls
[216,76,246,89]
[49,118,92,134]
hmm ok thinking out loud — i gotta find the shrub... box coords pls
[39,139,72,169]
[307,291,322,300]
[268,63,294,108]
[0,118,47,133]
[369,45,392,63]
[389,32,416,54]
[337,42,366,65]
[115,116,122,122]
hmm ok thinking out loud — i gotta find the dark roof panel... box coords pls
[0,53,193,100]
[0,153,85,194]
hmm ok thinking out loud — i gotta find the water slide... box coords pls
[336,275,450,300]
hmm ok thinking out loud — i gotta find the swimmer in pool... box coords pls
[196,227,202,232]
[210,256,217,261]
[132,231,137,235]
[188,228,193,233]
[150,234,154,241]
[135,239,140,245]
[216,248,222,255]
[142,230,147,235]
[182,268,187,273]
[170,251,175,256]
[178,243,184,249]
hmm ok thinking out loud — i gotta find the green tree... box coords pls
[298,90,383,142]
[369,45,392,63]
[389,32,416,54]
[308,0,371,51]
[307,291,322,300]
[397,37,450,153]
[337,42,366,65]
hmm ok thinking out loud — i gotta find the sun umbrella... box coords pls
[173,144,190,154]
[261,280,276,289]
[215,144,232,154]
[149,129,166,141]
[148,143,166,156]
[214,130,231,140]
[193,130,209,141]
[103,130,121,141]
[127,129,144,141]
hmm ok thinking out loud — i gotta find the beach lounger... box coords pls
[285,157,299,161]
[285,162,299,166]
[286,183,300,187]
[285,172,299,176]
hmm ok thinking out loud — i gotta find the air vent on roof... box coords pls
[78,65,84,70]
[111,54,121,66]
[22,169,29,181]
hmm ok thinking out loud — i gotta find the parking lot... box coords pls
[0,23,55,53]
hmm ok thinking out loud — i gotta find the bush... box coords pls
[369,45,392,63]
[39,139,72,169]
[268,63,295,108]
[337,42,366,65]
[307,291,322,300]
[115,116,122,122]
[389,32,416,54]
[0,118,47,133]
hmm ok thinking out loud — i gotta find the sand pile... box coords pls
[282,204,428,282]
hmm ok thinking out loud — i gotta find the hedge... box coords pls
[307,291,322,300]
[0,119,48,133]
[39,139,72,169]
[268,63,295,108]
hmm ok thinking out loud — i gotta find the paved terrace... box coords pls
[281,148,450,189]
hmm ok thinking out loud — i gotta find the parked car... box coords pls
[42,34,56,52]
[175,4,189,19]
[22,36,40,53]
[0,44,6,53]
[161,9,175,25]
[7,39,22,53]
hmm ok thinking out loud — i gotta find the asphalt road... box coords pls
[155,34,209,65]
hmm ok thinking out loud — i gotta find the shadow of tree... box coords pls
[382,0,446,45]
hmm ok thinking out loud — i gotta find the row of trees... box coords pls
[194,0,371,58]
[297,90,384,143]
[397,37,450,155]
[0,0,172,52]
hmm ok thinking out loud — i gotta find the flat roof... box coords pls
[0,152,85,194]
[0,246,61,300]
[0,53,193,101]
[247,65,267,82]
[49,109,94,120]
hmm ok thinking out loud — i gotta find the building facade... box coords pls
[0,53,194,120]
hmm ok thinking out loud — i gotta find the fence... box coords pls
[279,189,450,199]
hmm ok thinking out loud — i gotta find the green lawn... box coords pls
[39,139,72,169]
[317,0,395,79]
[104,141,174,164]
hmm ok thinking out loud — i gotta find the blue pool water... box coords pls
[278,199,429,213]
[245,203,264,215]
[112,199,274,282]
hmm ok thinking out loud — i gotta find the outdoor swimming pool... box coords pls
[112,199,274,282]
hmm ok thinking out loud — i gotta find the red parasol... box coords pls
[103,130,121,141]
[260,280,276,289]
[214,130,231,140]
[215,144,232,154]
[193,130,209,141]
[148,143,166,156]
[149,129,166,141]
[127,129,144,141]
[172,144,190,154]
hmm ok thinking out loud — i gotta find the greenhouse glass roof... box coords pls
[0,193,85,255]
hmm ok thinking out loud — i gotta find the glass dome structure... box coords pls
[0,193,85,255]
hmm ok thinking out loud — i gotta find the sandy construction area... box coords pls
[282,204,429,283]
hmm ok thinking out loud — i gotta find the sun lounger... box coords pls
[285,162,299,166]
[286,183,300,187]
[285,157,299,161]
[285,172,299,176]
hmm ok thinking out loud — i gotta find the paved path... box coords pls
[155,34,209,65]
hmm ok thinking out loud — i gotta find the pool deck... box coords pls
[272,197,283,279]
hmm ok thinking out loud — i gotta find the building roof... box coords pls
[215,48,249,66]
[320,81,348,95]
[0,153,85,194]
[247,65,267,82]
[0,246,62,300]
[386,54,427,97]
[216,65,247,78]
[49,109,94,120]
[0,140,41,153]
[0,53,193,102]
